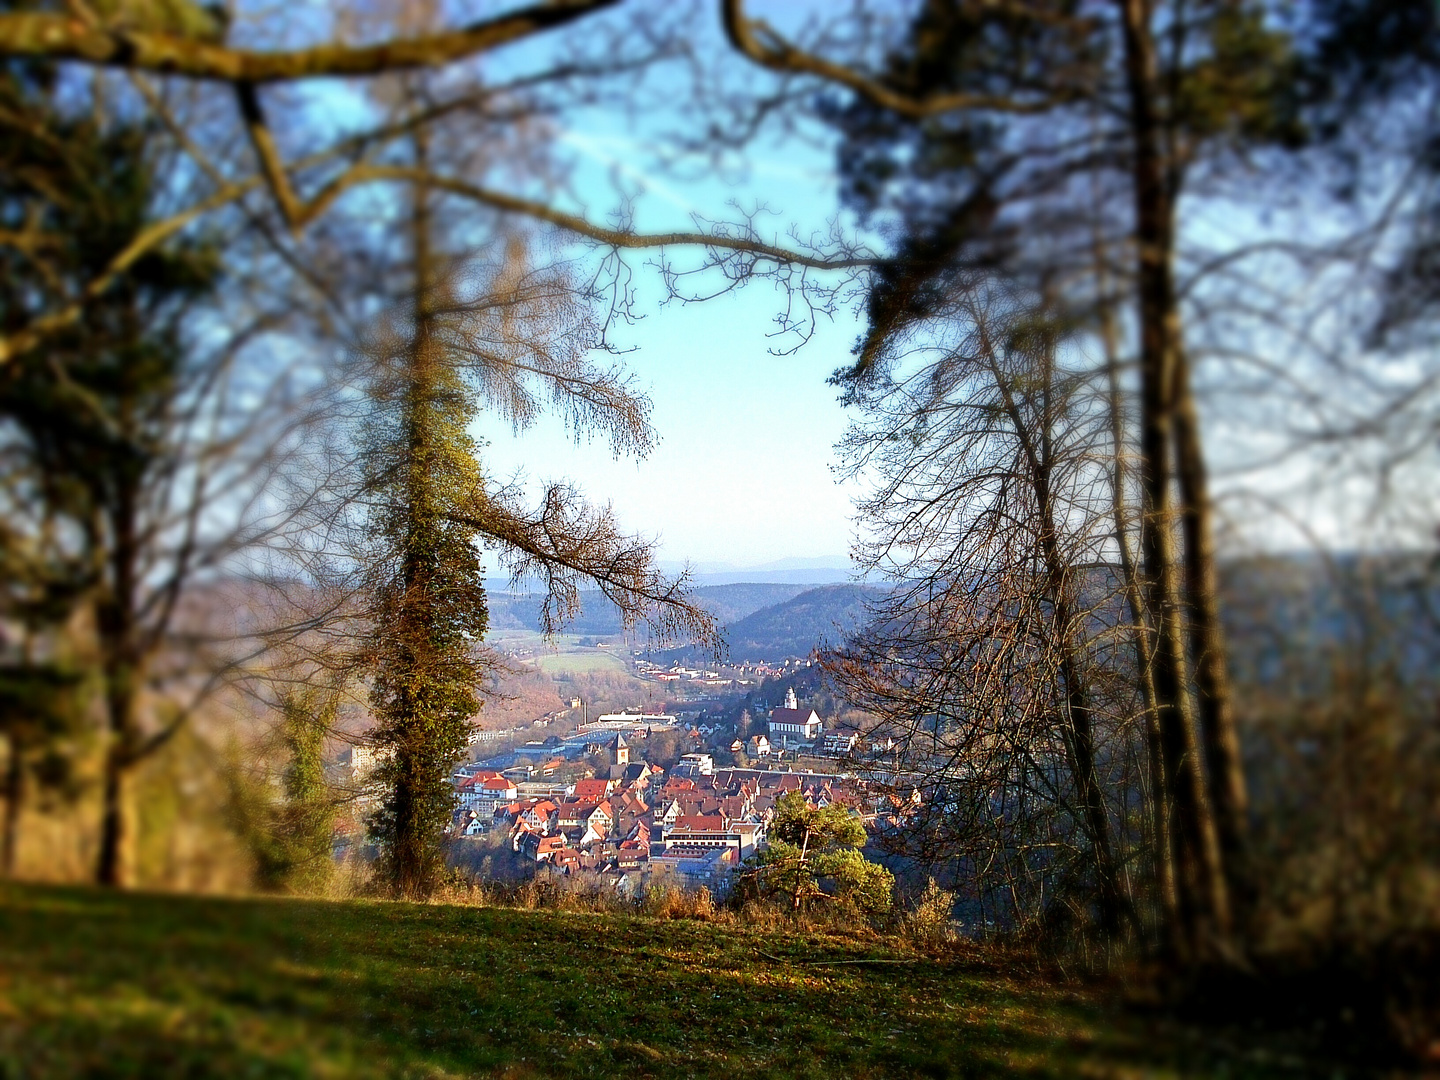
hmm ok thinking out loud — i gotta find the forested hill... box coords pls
[485,581,818,637]
[653,584,885,663]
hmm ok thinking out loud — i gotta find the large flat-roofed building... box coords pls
[591,711,676,728]
[661,817,762,859]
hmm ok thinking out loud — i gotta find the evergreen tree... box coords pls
[750,790,894,916]
[0,68,224,885]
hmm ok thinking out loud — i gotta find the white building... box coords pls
[768,687,822,745]
[461,775,518,814]
[661,818,763,860]
[347,743,394,779]
[671,752,714,778]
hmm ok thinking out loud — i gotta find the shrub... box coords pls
[905,878,959,952]
[642,882,715,921]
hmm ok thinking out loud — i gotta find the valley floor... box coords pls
[0,884,1343,1078]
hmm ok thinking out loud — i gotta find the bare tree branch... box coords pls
[0,0,618,82]
[721,0,1082,118]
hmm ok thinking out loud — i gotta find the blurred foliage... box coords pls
[226,689,339,895]
[0,57,223,886]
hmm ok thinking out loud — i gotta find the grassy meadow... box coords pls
[0,883,1340,1079]
[484,630,634,677]
[531,650,630,676]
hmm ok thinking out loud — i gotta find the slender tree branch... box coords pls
[721,0,1081,118]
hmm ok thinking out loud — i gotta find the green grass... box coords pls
[0,884,1324,1079]
[532,650,629,675]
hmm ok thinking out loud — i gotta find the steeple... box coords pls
[783,687,798,711]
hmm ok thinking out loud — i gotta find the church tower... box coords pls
[783,686,798,711]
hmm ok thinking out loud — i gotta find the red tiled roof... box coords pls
[458,770,504,789]
[671,815,727,832]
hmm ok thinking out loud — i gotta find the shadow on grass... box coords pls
[0,884,1321,1078]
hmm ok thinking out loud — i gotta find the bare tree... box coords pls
[717,0,1349,962]
[827,285,1143,937]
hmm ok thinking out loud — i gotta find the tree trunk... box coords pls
[388,134,439,899]
[96,491,142,888]
[1036,480,1126,935]
[1117,0,1231,959]
[1,734,22,877]
[1055,633,1127,934]
[97,652,142,887]
[1173,347,1251,915]
[1099,291,1181,955]
[1091,166,1181,954]
[96,748,134,888]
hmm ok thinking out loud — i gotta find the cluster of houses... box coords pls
[450,728,904,897]
[632,657,815,693]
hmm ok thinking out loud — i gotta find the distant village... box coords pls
[346,686,916,898]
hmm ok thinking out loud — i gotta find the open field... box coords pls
[485,630,635,676]
[0,883,1340,1079]
[531,650,630,676]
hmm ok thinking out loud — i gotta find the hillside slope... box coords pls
[0,884,1314,1079]
[487,581,816,637]
[656,583,884,663]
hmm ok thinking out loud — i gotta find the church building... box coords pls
[767,687,822,745]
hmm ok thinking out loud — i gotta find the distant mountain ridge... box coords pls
[653,583,886,663]
[683,568,855,586]
[486,580,883,661]
[485,581,821,637]
[495,562,857,592]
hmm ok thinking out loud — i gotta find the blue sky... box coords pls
[483,283,864,570]
[477,99,872,570]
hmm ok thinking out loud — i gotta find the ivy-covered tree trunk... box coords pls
[364,163,489,899]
